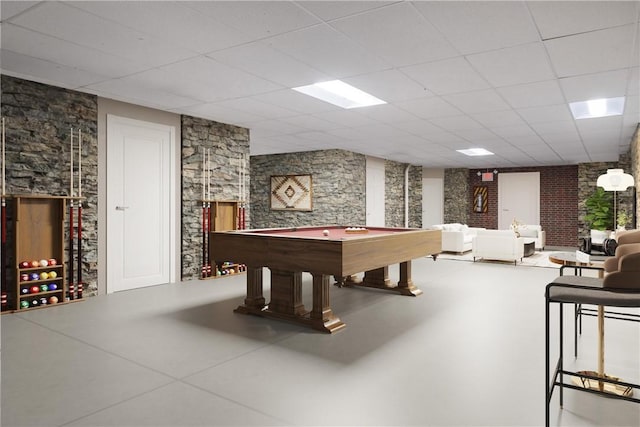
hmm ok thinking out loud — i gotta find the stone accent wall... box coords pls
[181,116,249,280]
[385,161,405,227]
[250,150,366,228]
[443,169,469,224]
[409,166,423,228]
[384,161,422,227]
[1,75,99,296]
[578,158,634,238]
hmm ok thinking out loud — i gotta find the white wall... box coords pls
[422,168,444,227]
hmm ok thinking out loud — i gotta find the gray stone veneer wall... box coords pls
[1,75,99,296]
[250,150,367,228]
[577,157,634,238]
[384,161,423,227]
[181,116,249,280]
[409,165,423,228]
[630,125,640,223]
[443,168,469,224]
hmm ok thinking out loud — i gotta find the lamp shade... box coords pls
[596,169,634,191]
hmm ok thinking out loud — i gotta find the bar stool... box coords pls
[545,252,640,427]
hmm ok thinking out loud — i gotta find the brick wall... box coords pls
[466,165,579,247]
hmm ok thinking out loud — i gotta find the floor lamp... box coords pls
[596,168,634,231]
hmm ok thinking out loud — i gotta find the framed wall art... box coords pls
[270,174,313,211]
[473,186,488,213]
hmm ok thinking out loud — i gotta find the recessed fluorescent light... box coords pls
[457,148,494,156]
[569,97,625,119]
[292,80,386,109]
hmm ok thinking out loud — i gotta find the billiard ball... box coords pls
[49,296,59,304]
[48,284,58,291]
[49,271,57,279]
[20,301,29,309]
[30,286,40,294]
[48,258,57,266]
[20,273,29,282]
[39,259,49,267]
[29,273,40,281]
[31,260,40,268]
[39,272,49,280]
[322,229,329,236]
[39,297,48,305]
[19,261,30,269]
[21,287,29,294]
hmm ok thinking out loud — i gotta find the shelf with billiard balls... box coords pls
[210,262,247,279]
[16,258,66,310]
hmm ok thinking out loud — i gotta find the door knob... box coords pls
[115,206,129,211]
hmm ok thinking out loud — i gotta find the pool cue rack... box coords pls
[200,199,245,280]
[3,195,84,312]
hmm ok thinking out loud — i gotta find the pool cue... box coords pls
[77,129,83,299]
[241,154,246,230]
[68,128,75,300]
[1,117,7,310]
[201,150,208,278]
[208,150,213,277]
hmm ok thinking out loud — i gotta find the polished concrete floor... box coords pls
[1,257,639,426]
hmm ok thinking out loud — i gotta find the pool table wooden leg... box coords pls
[234,266,266,314]
[397,261,422,296]
[310,273,346,333]
[268,269,306,316]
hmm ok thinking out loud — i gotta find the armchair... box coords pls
[512,224,545,250]
[604,230,640,273]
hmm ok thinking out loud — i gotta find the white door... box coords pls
[422,177,443,227]
[366,156,385,226]
[498,172,540,229]
[106,115,174,293]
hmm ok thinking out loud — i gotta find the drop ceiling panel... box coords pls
[559,69,630,103]
[251,90,342,115]
[353,104,419,124]
[400,57,490,95]
[443,89,512,114]
[498,80,566,109]
[10,1,194,67]
[466,43,556,87]
[343,70,433,103]
[2,24,146,78]
[330,2,457,67]
[87,78,200,110]
[187,1,320,40]
[470,110,528,128]
[208,42,329,88]
[178,103,266,126]
[296,1,395,22]
[396,97,463,119]
[1,50,106,90]
[0,1,38,19]
[545,24,637,78]
[527,1,639,40]
[311,110,377,128]
[154,56,283,103]
[69,1,251,54]
[429,115,484,132]
[517,104,574,124]
[265,24,390,78]
[414,1,539,55]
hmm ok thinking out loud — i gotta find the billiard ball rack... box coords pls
[3,195,82,312]
[200,199,247,280]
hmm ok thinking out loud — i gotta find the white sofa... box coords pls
[512,224,546,250]
[431,223,485,253]
[472,229,524,264]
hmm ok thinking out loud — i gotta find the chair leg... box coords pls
[546,298,551,427]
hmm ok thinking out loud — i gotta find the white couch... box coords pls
[512,224,546,250]
[472,229,524,264]
[431,223,485,253]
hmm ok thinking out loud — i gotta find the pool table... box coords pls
[210,225,442,333]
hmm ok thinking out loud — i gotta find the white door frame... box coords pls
[498,172,540,229]
[106,115,177,293]
[366,156,385,226]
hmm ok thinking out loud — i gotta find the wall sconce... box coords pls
[477,169,499,182]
